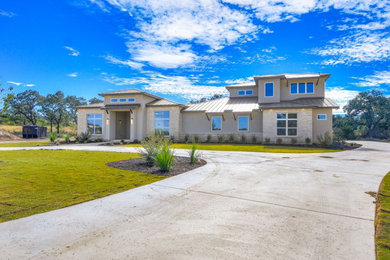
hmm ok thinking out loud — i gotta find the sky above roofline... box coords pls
[0,0,389,114]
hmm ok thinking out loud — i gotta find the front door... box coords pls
[115,112,128,139]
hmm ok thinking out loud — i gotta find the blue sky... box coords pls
[0,0,389,113]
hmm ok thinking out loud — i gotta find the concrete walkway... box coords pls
[1,141,389,259]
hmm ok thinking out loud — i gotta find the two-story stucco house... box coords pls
[77,73,339,144]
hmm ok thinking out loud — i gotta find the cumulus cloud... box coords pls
[67,72,78,78]
[7,81,22,86]
[25,83,36,87]
[105,55,144,70]
[326,87,359,114]
[225,76,254,85]
[352,71,390,87]
[0,9,15,18]
[64,46,80,57]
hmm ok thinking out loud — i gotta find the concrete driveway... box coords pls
[1,141,390,259]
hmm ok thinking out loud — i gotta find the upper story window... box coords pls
[238,90,253,96]
[128,98,135,102]
[291,82,314,94]
[154,111,170,136]
[238,116,249,131]
[111,98,118,102]
[87,114,102,135]
[265,82,274,97]
[211,116,222,131]
[119,98,126,102]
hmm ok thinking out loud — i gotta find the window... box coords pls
[238,116,249,131]
[128,98,135,102]
[154,111,170,136]
[238,89,253,96]
[265,82,274,97]
[238,90,245,96]
[87,114,102,135]
[307,82,314,93]
[277,113,297,136]
[291,83,297,94]
[317,114,327,120]
[298,83,305,94]
[245,90,253,95]
[211,116,222,131]
[119,98,126,102]
[111,98,118,102]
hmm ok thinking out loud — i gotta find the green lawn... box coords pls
[376,171,390,259]
[0,141,52,147]
[123,143,341,153]
[0,150,165,222]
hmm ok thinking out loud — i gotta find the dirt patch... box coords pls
[314,169,324,173]
[0,129,21,141]
[345,158,370,162]
[366,191,377,201]
[107,156,207,176]
[320,156,334,159]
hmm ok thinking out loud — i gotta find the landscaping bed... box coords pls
[107,156,206,176]
[376,171,390,259]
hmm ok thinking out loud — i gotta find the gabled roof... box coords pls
[98,88,161,99]
[76,103,104,109]
[225,83,256,88]
[146,98,187,107]
[184,97,259,113]
[259,98,339,109]
[254,73,330,80]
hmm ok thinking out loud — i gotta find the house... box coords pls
[77,73,339,144]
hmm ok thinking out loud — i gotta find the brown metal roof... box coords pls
[100,104,141,110]
[184,97,259,113]
[259,98,339,109]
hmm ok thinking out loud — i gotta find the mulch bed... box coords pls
[106,156,207,176]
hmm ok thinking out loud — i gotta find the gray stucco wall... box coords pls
[257,78,281,103]
[77,108,106,140]
[280,77,326,101]
[312,108,333,143]
[228,86,258,98]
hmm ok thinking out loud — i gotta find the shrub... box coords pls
[49,133,57,143]
[305,137,311,145]
[290,138,297,145]
[317,131,332,147]
[139,135,164,167]
[133,139,140,144]
[228,134,235,143]
[251,135,257,144]
[95,138,103,142]
[184,134,190,143]
[276,138,283,145]
[264,137,270,144]
[217,135,223,143]
[192,135,199,143]
[64,134,70,144]
[76,132,91,143]
[189,142,200,164]
[241,134,246,144]
[169,135,175,143]
[206,134,212,143]
[155,140,174,172]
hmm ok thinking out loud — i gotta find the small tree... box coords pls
[8,90,41,125]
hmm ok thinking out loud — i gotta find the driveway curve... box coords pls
[1,141,389,259]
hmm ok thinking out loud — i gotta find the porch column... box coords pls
[105,111,110,140]
[130,111,135,142]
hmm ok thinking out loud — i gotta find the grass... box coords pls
[0,141,52,147]
[123,143,341,153]
[0,124,77,136]
[0,150,165,222]
[376,171,390,259]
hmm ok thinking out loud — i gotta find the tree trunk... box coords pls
[57,122,60,134]
[50,121,53,133]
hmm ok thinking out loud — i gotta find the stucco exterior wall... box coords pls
[181,111,262,142]
[228,86,258,98]
[257,78,281,103]
[280,77,326,101]
[262,108,313,144]
[312,108,333,143]
[77,108,106,139]
[146,106,181,139]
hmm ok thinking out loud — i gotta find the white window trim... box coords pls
[276,113,298,137]
[111,98,118,102]
[154,111,170,137]
[238,90,245,96]
[211,116,222,131]
[237,116,249,132]
[119,98,126,102]
[245,90,253,95]
[128,98,136,102]
[317,114,327,120]
[87,114,103,135]
[290,82,315,95]
[264,82,274,97]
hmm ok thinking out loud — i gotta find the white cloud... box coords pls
[102,73,228,100]
[0,9,15,18]
[326,87,359,114]
[225,76,253,85]
[352,71,390,87]
[105,55,144,70]
[25,83,36,87]
[67,72,78,78]
[311,31,390,65]
[64,46,80,57]
[7,81,22,86]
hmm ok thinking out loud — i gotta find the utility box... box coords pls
[22,125,47,138]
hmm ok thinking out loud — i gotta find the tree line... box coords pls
[0,86,102,133]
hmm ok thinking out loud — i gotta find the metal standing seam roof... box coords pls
[259,98,339,109]
[76,103,104,109]
[98,88,162,99]
[254,73,330,80]
[184,97,259,113]
[146,98,186,107]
